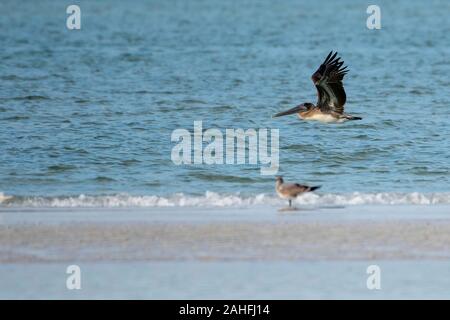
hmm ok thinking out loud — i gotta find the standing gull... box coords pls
[275,176,320,208]
[273,51,362,123]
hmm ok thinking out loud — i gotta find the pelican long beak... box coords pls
[273,105,306,118]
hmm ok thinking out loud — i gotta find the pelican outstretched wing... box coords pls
[311,51,348,114]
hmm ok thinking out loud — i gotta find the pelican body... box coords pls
[275,176,320,207]
[274,51,362,123]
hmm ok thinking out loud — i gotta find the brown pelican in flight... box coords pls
[275,176,320,208]
[273,51,362,123]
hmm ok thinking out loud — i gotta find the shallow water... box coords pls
[2,261,450,299]
[0,0,449,204]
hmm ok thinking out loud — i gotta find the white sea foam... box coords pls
[1,191,450,208]
[0,193,13,204]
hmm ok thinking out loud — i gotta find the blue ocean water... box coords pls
[0,0,449,205]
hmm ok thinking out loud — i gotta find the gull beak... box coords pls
[273,105,306,118]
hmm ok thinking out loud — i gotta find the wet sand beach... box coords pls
[1,206,450,299]
[2,205,450,263]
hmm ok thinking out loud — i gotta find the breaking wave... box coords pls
[1,191,450,208]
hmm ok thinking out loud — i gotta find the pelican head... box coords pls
[273,103,314,118]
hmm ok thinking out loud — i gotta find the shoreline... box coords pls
[2,205,450,299]
[1,205,450,263]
